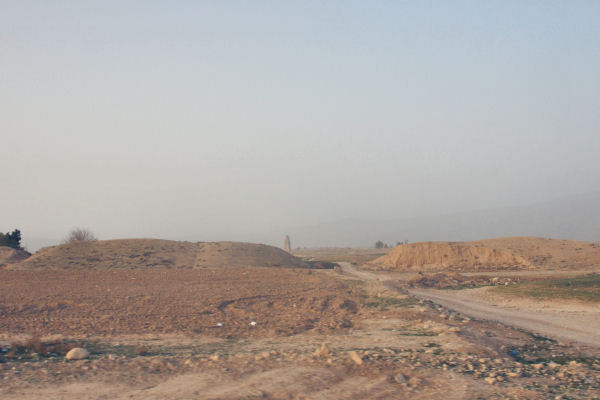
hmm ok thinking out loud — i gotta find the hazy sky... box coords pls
[2,1,599,247]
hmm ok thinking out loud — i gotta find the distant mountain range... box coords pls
[252,192,600,248]
[22,192,600,252]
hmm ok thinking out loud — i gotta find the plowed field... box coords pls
[0,267,361,338]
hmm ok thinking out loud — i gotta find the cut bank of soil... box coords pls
[0,246,30,266]
[473,237,600,269]
[369,241,530,272]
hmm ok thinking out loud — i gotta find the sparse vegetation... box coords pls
[63,227,97,243]
[363,295,417,310]
[1,336,78,361]
[493,274,600,302]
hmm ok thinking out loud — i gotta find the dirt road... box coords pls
[339,263,600,348]
[407,288,600,348]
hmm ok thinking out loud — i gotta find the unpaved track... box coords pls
[408,288,600,348]
[340,263,600,348]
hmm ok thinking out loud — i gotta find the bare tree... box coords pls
[63,227,97,243]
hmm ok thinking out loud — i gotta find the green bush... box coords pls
[0,229,22,250]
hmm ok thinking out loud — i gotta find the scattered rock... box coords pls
[394,373,407,384]
[255,351,271,361]
[484,376,496,385]
[349,351,363,366]
[66,348,89,360]
[314,343,331,358]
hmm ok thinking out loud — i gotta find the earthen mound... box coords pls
[369,241,530,272]
[0,246,31,267]
[12,239,308,270]
[194,241,308,269]
[473,237,600,269]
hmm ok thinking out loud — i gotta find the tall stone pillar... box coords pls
[284,235,291,253]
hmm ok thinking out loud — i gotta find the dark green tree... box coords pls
[0,229,23,250]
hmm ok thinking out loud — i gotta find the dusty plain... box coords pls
[1,238,599,399]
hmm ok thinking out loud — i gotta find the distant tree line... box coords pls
[0,229,23,250]
[375,240,409,249]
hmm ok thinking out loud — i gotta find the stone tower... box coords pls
[284,235,291,253]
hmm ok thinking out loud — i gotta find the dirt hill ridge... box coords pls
[0,247,31,267]
[9,239,308,270]
[473,236,600,269]
[369,241,531,272]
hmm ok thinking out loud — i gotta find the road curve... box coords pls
[337,262,600,348]
[408,288,600,348]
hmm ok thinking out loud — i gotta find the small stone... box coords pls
[66,348,90,360]
[209,354,220,361]
[314,343,331,358]
[394,373,407,383]
[349,351,363,366]
[484,376,496,385]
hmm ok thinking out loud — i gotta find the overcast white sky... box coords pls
[1,1,599,247]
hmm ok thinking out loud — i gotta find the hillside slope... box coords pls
[0,246,31,267]
[474,237,600,269]
[369,241,531,272]
[11,239,308,270]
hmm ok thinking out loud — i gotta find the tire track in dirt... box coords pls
[339,262,600,348]
[407,288,600,348]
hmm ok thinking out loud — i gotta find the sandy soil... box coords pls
[0,247,30,267]
[474,237,600,269]
[0,267,361,338]
[408,287,600,348]
[1,248,600,399]
[370,242,530,272]
[294,247,391,264]
[365,237,600,272]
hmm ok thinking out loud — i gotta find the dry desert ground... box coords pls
[1,237,599,399]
